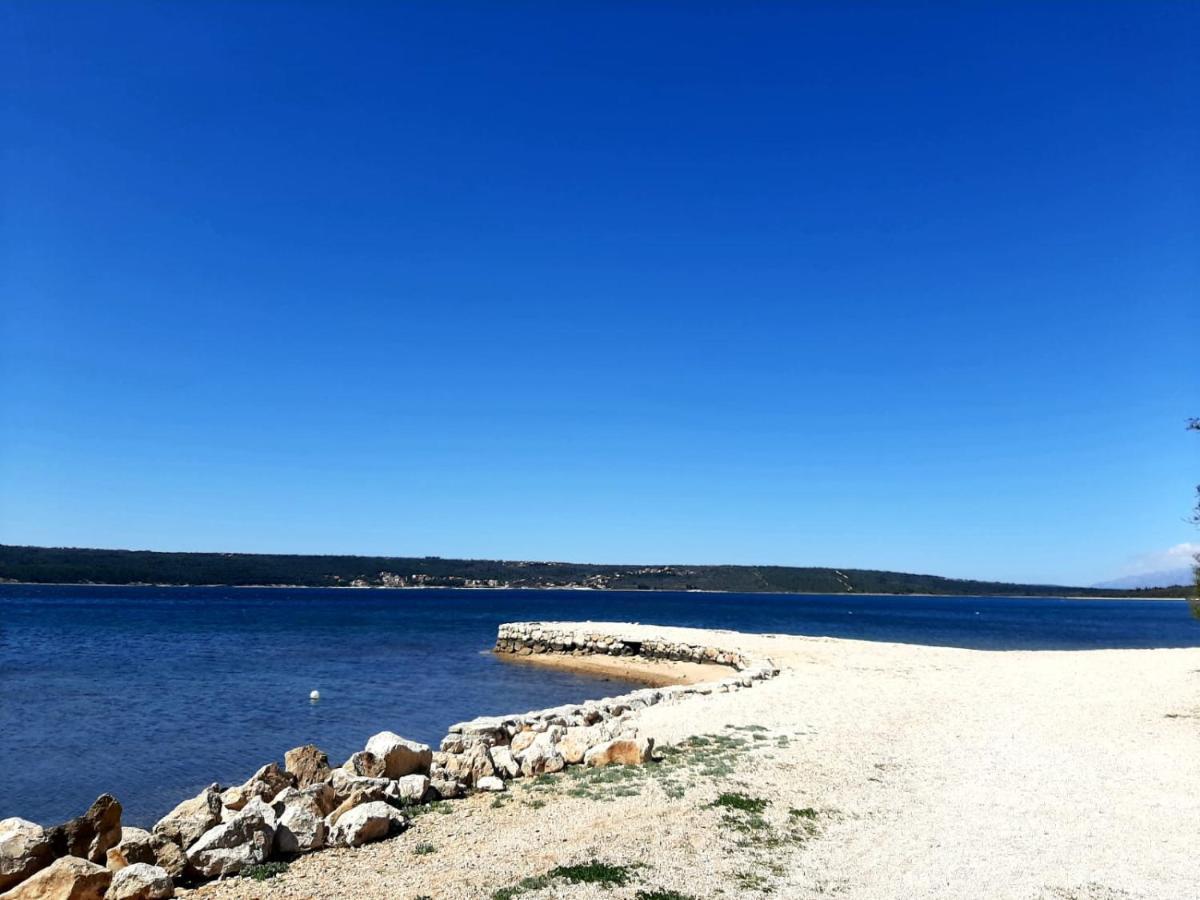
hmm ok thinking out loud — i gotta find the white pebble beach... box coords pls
[183,622,1200,900]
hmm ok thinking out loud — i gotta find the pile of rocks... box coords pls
[494,622,764,670]
[1,623,777,899]
[429,622,780,792]
[0,733,433,899]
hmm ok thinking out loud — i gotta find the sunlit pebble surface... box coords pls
[186,624,1200,900]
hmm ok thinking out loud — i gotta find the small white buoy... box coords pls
[309,690,321,701]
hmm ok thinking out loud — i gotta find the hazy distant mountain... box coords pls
[1093,568,1194,590]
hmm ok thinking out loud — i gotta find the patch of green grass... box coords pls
[789,807,818,820]
[522,774,558,792]
[713,792,769,814]
[490,861,636,899]
[523,798,546,809]
[636,891,696,900]
[243,861,289,882]
[408,800,456,817]
[549,860,635,886]
[413,842,436,855]
[492,875,552,900]
[733,869,772,892]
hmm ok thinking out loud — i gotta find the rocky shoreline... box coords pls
[0,622,776,900]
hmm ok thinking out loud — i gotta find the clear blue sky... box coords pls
[2,2,1197,586]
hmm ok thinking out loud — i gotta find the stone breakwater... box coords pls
[430,622,779,790]
[0,622,776,900]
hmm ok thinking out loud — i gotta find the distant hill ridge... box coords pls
[0,544,1191,598]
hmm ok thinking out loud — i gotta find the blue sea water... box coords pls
[1,584,1197,827]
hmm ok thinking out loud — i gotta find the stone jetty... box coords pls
[0,622,776,899]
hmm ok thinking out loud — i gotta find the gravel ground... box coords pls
[185,623,1200,900]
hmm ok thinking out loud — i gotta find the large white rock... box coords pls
[583,737,654,768]
[363,732,432,779]
[0,818,53,892]
[328,769,391,801]
[489,746,520,779]
[442,743,496,786]
[185,801,274,878]
[325,802,406,848]
[106,863,174,900]
[152,786,222,850]
[509,731,537,754]
[475,776,506,793]
[0,855,110,900]
[221,763,294,812]
[517,732,565,777]
[273,791,328,855]
[392,775,430,806]
[558,726,604,765]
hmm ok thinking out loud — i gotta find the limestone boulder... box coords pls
[392,775,430,806]
[296,784,337,817]
[438,735,465,754]
[341,751,386,779]
[328,771,392,808]
[443,743,496,787]
[273,785,332,854]
[45,795,122,865]
[325,782,391,827]
[448,717,507,746]
[558,727,604,766]
[475,776,506,792]
[325,802,405,848]
[516,733,565,777]
[283,745,331,788]
[489,746,520,780]
[109,829,155,869]
[0,818,53,892]
[0,855,110,900]
[363,733,432,779]
[152,786,222,850]
[429,778,464,800]
[147,841,184,882]
[184,801,274,878]
[221,763,294,811]
[583,737,654,768]
[274,801,326,855]
[509,731,537,754]
[106,864,173,900]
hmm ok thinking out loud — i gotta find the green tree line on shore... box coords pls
[0,544,1190,598]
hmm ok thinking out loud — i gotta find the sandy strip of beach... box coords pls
[188,623,1200,900]
[494,647,718,686]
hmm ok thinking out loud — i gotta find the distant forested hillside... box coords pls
[0,545,1190,598]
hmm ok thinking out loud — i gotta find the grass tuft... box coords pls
[549,860,634,886]
[713,792,769,814]
[243,861,289,882]
[491,861,636,898]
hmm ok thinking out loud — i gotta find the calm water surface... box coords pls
[1,584,1197,826]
